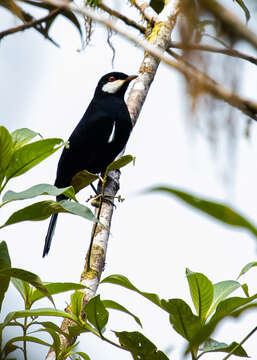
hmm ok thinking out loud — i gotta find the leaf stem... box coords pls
[222,325,257,360]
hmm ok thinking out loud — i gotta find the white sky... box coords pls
[1,1,257,359]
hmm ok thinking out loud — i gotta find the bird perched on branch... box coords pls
[43,72,137,257]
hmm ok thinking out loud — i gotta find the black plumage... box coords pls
[43,72,136,257]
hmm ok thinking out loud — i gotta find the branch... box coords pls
[169,41,257,66]
[198,0,257,51]
[99,3,146,34]
[134,0,158,23]
[0,8,59,41]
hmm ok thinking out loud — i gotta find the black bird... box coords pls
[43,72,137,257]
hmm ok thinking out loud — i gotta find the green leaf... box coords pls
[234,0,250,22]
[102,299,142,327]
[200,338,248,357]
[241,283,249,297]
[5,138,63,181]
[71,170,99,194]
[84,295,109,332]
[35,321,70,339]
[206,280,241,317]
[150,0,164,14]
[11,278,27,301]
[161,299,202,342]
[31,282,86,305]
[0,268,54,307]
[11,128,40,150]
[186,269,214,322]
[151,186,257,238]
[30,328,61,354]
[3,308,75,327]
[70,292,84,320]
[105,155,135,175]
[101,274,162,308]
[237,261,257,279]
[0,126,13,179]
[3,335,51,351]
[0,241,11,311]
[115,331,169,360]
[0,199,96,229]
[3,183,77,203]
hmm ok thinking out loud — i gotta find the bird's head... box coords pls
[95,72,137,98]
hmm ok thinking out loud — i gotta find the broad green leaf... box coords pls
[0,241,11,311]
[234,0,250,22]
[0,199,96,229]
[84,295,109,332]
[105,155,135,175]
[206,280,241,317]
[11,128,40,150]
[31,282,86,305]
[11,278,27,301]
[68,324,91,338]
[151,186,257,238]
[101,274,162,308]
[3,183,77,203]
[73,352,91,360]
[161,299,202,342]
[0,268,54,307]
[70,292,84,320]
[72,170,99,193]
[5,138,63,181]
[102,299,142,327]
[186,269,214,322]
[237,261,257,279]
[115,331,169,360]
[0,126,13,176]
[190,294,257,347]
[200,338,248,357]
[3,308,75,327]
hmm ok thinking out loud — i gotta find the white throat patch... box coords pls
[102,79,125,94]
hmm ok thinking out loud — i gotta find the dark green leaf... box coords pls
[84,295,109,332]
[237,261,257,279]
[151,186,257,238]
[161,299,202,342]
[3,336,51,351]
[234,0,250,22]
[31,282,86,305]
[207,280,241,317]
[30,328,61,354]
[0,126,13,178]
[0,241,11,311]
[68,324,91,338]
[71,170,99,194]
[105,155,135,175]
[200,338,248,357]
[0,199,96,229]
[186,269,213,322]
[70,292,84,320]
[102,299,142,327]
[3,183,77,203]
[101,274,162,308]
[5,138,63,181]
[0,268,54,307]
[115,331,169,360]
[150,0,164,14]
[11,128,40,150]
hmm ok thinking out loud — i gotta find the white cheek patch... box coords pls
[108,122,116,143]
[102,79,125,94]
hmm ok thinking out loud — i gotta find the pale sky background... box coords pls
[1,1,257,359]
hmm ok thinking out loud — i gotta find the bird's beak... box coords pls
[125,75,138,82]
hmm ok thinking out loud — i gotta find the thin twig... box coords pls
[170,41,257,66]
[0,8,59,41]
[222,325,257,360]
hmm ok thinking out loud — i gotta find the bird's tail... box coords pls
[43,213,58,257]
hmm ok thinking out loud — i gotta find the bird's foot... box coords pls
[87,193,124,208]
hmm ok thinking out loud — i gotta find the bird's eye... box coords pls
[108,76,116,82]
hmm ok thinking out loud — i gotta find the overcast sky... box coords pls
[1,1,257,359]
